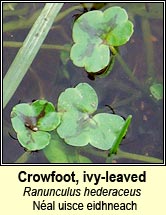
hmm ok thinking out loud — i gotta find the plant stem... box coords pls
[79,146,108,159]
[112,92,141,108]
[3,3,64,109]
[141,17,156,82]
[3,4,29,17]
[107,80,142,108]
[29,67,45,98]
[3,9,42,32]
[3,41,70,51]
[117,149,163,163]
[53,5,83,23]
[15,151,31,163]
[109,79,138,94]
[110,46,142,89]
[79,146,163,164]
[3,5,82,32]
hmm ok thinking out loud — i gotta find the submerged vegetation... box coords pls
[3,3,163,163]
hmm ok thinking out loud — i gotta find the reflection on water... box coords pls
[3,3,164,163]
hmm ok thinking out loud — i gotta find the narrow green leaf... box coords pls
[3,3,64,108]
[109,115,132,155]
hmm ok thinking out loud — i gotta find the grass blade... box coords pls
[3,3,64,108]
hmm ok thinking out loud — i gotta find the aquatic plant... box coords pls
[70,6,134,76]
[150,83,163,101]
[11,100,60,151]
[11,83,131,153]
[3,3,163,163]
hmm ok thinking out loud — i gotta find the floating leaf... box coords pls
[150,83,163,101]
[11,100,60,151]
[17,130,51,151]
[43,131,73,163]
[79,155,92,163]
[10,84,132,153]
[87,54,116,80]
[43,131,92,163]
[70,6,134,73]
[58,83,98,113]
[57,83,131,150]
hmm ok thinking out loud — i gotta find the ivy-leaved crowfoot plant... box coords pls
[70,6,134,74]
[11,83,132,154]
[10,100,60,151]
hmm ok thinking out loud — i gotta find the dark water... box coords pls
[3,3,164,164]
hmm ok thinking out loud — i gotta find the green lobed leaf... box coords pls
[150,83,163,101]
[70,6,134,73]
[57,83,131,150]
[43,131,71,163]
[18,130,51,151]
[32,100,60,131]
[43,131,92,163]
[10,99,60,151]
[58,83,98,113]
[105,20,133,46]
[58,113,125,150]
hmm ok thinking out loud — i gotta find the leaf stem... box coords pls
[110,46,142,88]
[3,5,83,32]
[15,151,31,163]
[111,92,141,108]
[116,149,163,163]
[141,17,156,82]
[3,41,70,51]
[3,4,29,18]
[79,146,163,164]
